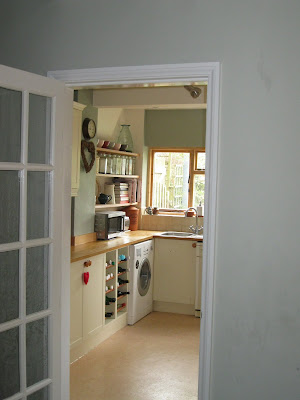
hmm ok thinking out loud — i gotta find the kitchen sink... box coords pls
[160,231,194,237]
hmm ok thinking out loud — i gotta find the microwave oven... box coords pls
[95,211,128,240]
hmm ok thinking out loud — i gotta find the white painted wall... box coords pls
[2,2,300,399]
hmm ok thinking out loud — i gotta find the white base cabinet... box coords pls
[70,254,105,352]
[70,248,129,363]
[153,238,201,315]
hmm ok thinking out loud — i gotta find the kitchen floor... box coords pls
[70,312,200,400]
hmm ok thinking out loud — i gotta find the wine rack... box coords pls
[104,247,129,326]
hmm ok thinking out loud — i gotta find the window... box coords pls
[148,148,205,211]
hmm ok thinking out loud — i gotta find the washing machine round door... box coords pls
[137,258,151,297]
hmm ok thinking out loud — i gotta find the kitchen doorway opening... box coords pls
[48,63,220,400]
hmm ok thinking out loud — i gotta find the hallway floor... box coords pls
[70,312,200,400]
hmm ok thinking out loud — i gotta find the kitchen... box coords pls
[70,84,207,399]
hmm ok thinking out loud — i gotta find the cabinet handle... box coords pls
[192,243,196,248]
[84,260,92,267]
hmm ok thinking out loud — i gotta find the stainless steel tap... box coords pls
[184,207,203,235]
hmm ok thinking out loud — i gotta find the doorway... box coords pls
[49,62,220,400]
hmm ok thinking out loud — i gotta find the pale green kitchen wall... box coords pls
[144,109,206,148]
[72,90,98,236]
[1,1,300,399]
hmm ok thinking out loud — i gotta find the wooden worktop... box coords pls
[71,230,202,263]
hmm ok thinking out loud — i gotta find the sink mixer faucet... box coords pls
[184,207,203,235]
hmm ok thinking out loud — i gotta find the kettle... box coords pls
[98,193,112,204]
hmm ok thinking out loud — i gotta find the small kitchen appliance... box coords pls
[95,211,126,240]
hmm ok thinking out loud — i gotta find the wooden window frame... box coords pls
[147,147,205,213]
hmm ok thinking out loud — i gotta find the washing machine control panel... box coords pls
[136,260,139,269]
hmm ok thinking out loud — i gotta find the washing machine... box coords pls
[128,239,154,325]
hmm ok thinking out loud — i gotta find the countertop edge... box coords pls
[71,231,203,263]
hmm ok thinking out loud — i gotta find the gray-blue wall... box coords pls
[1,2,300,399]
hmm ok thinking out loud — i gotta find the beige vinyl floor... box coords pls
[70,312,201,400]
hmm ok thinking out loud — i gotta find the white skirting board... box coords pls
[153,301,195,315]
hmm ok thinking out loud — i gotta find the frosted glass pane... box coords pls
[26,246,49,315]
[27,172,50,240]
[28,94,51,164]
[0,87,22,162]
[0,327,20,398]
[27,386,49,400]
[0,170,20,244]
[26,317,48,386]
[0,250,19,323]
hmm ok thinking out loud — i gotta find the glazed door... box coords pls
[0,65,72,400]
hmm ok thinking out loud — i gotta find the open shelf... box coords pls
[96,173,139,179]
[95,202,137,210]
[117,304,127,313]
[106,276,115,282]
[106,264,115,269]
[117,283,127,290]
[118,260,127,265]
[117,271,126,277]
[105,288,114,294]
[97,147,139,157]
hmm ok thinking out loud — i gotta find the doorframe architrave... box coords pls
[48,62,220,400]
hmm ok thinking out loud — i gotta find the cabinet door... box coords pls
[83,254,105,338]
[153,238,197,305]
[71,102,85,196]
[70,260,84,348]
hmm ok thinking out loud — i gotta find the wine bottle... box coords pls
[118,278,129,285]
[118,266,129,273]
[117,291,130,297]
[105,312,114,318]
[105,296,116,305]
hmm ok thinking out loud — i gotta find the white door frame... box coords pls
[48,63,220,400]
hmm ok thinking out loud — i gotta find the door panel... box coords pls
[0,250,19,323]
[0,170,20,244]
[0,86,22,162]
[26,245,49,315]
[28,94,52,164]
[0,327,20,399]
[0,64,73,400]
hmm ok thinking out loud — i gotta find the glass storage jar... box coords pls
[99,154,107,174]
[116,155,122,175]
[106,154,113,174]
[121,156,126,175]
[125,156,129,175]
[128,157,133,175]
[111,155,117,174]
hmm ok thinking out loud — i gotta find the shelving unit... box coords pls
[97,147,139,157]
[104,248,130,324]
[95,203,138,210]
[95,148,140,211]
[96,173,139,179]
